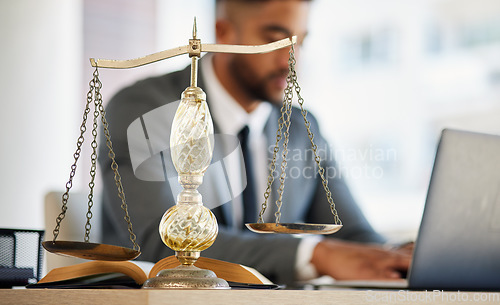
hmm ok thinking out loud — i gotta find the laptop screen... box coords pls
[409,129,500,291]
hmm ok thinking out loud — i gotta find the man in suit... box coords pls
[99,0,411,285]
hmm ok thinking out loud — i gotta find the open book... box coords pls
[29,256,276,289]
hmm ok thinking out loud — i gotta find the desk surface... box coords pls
[2,289,500,305]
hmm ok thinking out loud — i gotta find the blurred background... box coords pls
[1,0,499,242]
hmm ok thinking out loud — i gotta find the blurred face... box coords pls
[216,0,309,105]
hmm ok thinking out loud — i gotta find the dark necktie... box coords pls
[238,126,257,227]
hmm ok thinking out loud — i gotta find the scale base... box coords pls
[142,265,230,289]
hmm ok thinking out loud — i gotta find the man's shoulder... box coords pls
[109,67,190,107]
[137,68,189,89]
[289,105,320,129]
[103,67,191,128]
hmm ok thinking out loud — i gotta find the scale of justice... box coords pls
[43,19,342,289]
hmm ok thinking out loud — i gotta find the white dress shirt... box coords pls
[200,54,321,281]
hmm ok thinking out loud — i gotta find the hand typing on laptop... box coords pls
[311,239,412,280]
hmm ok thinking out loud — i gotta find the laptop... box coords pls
[330,128,500,291]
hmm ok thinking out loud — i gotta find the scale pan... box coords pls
[42,241,141,261]
[245,223,342,235]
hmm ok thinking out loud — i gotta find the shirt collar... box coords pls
[200,54,272,139]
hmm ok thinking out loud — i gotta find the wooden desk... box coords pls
[1,289,500,305]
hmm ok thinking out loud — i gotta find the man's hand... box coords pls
[310,239,411,280]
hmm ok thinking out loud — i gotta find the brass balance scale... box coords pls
[43,19,342,289]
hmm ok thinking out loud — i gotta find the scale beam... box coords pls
[90,36,297,69]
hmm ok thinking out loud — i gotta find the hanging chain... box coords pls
[52,72,95,242]
[84,81,100,242]
[257,42,342,226]
[258,52,294,223]
[289,44,342,225]
[52,67,140,251]
[93,68,140,252]
[258,44,295,224]
[273,61,294,224]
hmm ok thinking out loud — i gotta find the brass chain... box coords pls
[258,44,295,224]
[289,44,342,225]
[258,54,294,223]
[273,63,294,224]
[258,43,342,226]
[93,68,140,252]
[52,67,140,252]
[52,71,95,242]
[84,82,100,242]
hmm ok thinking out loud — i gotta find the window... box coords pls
[340,27,396,69]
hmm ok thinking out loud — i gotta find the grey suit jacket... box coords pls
[98,58,384,285]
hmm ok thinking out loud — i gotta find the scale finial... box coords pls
[193,17,197,39]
